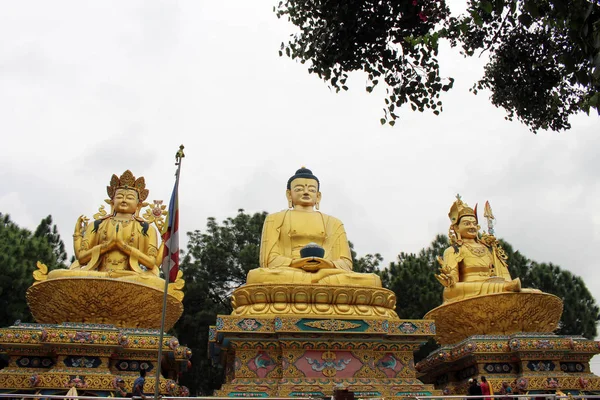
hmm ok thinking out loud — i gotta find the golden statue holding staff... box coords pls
[426,195,560,344]
[435,195,522,303]
[247,167,381,287]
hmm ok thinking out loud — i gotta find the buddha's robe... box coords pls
[47,216,164,290]
[441,242,519,303]
[246,210,381,287]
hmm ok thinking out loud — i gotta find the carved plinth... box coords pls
[209,315,438,398]
[0,321,191,396]
[26,278,183,331]
[231,284,398,319]
[416,332,600,395]
[425,292,563,345]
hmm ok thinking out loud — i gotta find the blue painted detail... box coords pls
[274,317,282,331]
[227,392,268,397]
[290,392,325,397]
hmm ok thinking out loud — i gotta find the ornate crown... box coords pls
[448,194,477,225]
[106,170,149,202]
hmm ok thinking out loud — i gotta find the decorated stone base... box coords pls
[416,332,600,395]
[26,278,183,331]
[209,315,438,398]
[231,284,399,319]
[425,292,563,345]
[0,321,191,396]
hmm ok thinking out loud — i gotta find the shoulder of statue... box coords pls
[91,217,110,232]
[267,210,288,222]
[264,210,288,229]
[319,212,341,225]
[443,245,464,262]
[443,245,461,256]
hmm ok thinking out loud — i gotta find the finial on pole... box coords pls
[175,145,185,164]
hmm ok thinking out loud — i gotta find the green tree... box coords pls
[350,241,384,273]
[381,235,447,320]
[275,0,599,131]
[524,262,598,338]
[173,210,267,395]
[501,241,599,338]
[0,214,67,327]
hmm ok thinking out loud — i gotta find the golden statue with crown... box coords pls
[27,170,184,330]
[0,167,191,397]
[425,195,562,344]
[434,195,523,303]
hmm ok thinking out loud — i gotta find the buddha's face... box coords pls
[287,178,321,208]
[455,215,479,240]
[112,188,139,214]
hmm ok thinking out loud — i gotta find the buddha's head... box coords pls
[448,195,479,242]
[106,170,149,215]
[286,167,321,209]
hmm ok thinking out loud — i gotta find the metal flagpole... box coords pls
[154,145,184,399]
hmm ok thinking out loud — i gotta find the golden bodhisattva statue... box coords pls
[29,170,184,328]
[246,167,381,287]
[435,196,522,303]
[46,170,165,289]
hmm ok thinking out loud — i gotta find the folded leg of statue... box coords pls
[247,267,381,286]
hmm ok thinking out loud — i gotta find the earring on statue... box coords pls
[315,202,320,210]
[288,199,293,209]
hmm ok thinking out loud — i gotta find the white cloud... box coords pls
[0,0,598,369]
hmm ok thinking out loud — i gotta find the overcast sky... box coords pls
[0,0,598,371]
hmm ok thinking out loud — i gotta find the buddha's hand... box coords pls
[435,273,455,287]
[290,257,335,272]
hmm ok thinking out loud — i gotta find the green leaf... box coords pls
[380,118,386,125]
[480,0,493,14]
[389,120,396,126]
[518,13,533,27]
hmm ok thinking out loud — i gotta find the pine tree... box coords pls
[0,214,67,327]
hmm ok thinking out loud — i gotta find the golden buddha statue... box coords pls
[435,196,522,303]
[246,167,381,287]
[45,170,167,291]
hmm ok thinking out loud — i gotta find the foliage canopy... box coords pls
[275,0,600,131]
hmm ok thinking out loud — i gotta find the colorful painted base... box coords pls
[0,321,191,396]
[209,315,438,397]
[417,332,600,395]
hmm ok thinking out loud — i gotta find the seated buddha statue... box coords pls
[435,196,523,303]
[246,167,381,287]
[46,170,166,291]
